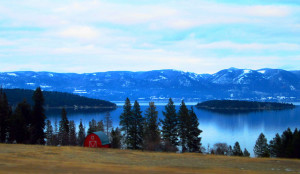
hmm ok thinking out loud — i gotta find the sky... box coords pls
[0,0,299,74]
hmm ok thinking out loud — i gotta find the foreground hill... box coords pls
[0,68,299,102]
[3,88,116,108]
[0,144,299,174]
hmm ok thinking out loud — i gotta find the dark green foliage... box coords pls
[144,102,160,151]
[178,100,189,152]
[269,133,282,157]
[227,145,233,156]
[111,127,122,149]
[119,98,132,146]
[31,87,46,144]
[269,128,300,158]
[59,108,69,145]
[52,120,59,146]
[243,148,250,157]
[161,98,178,150]
[87,119,104,134]
[45,120,53,145]
[187,107,202,152]
[9,100,31,144]
[128,101,144,150]
[178,101,202,152]
[233,142,243,156]
[0,90,12,142]
[4,88,116,108]
[77,120,86,146]
[254,133,270,157]
[196,100,295,114]
[69,121,77,146]
[212,143,229,155]
[104,112,112,136]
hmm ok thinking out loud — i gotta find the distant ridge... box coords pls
[0,68,299,102]
[3,88,116,108]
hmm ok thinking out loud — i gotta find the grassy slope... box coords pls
[0,144,299,174]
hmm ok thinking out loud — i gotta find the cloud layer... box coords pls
[0,0,299,73]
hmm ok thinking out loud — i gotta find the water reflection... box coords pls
[46,105,300,157]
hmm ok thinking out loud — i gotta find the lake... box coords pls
[46,102,300,156]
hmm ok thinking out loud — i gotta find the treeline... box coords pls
[196,100,295,110]
[208,142,250,157]
[253,128,300,158]
[4,88,116,108]
[118,98,202,152]
[0,87,45,144]
[44,109,115,147]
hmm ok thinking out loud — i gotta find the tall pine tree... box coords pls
[144,102,160,151]
[128,100,144,149]
[187,106,202,152]
[119,98,132,147]
[8,100,30,144]
[45,120,53,145]
[254,133,270,157]
[69,120,77,146]
[178,100,189,152]
[31,87,46,144]
[233,141,243,156]
[161,98,178,149]
[59,108,69,145]
[77,120,86,146]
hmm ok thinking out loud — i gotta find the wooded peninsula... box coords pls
[196,100,295,112]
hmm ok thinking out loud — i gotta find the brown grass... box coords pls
[0,144,299,174]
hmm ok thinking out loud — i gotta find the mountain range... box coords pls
[0,68,299,102]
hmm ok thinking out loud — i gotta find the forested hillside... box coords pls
[3,88,116,108]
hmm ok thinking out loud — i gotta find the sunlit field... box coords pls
[0,144,299,174]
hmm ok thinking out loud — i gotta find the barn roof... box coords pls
[93,131,110,145]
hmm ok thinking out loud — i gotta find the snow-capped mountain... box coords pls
[0,68,299,102]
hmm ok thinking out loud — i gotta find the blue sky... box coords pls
[0,0,299,74]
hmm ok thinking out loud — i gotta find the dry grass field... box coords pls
[0,144,299,174]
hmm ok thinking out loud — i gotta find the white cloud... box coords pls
[196,41,300,51]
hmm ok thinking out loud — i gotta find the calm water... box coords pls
[46,102,300,156]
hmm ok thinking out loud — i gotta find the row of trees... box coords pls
[119,98,202,152]
[209,142,250,157]
[45,109,120,147]
[0,87,45,144]
[254,128,300,158]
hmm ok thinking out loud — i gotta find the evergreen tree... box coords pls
[227,145,233,156]
[31,87,46,144]
[45,120,53,145]
[104,112,112,136]
[292,129,300,158]
[281,128,293,158]
[187,107,202,152]
[0,90,12,143]
[161,98,178,149]
[243,148,250,157]
[269,133,282,157]
[254,133,270,157]
[233,142,243,156]
[9,100,30,143]
[59,108,69,145]
[77,120,86,146]
[87,119,104,134]
[52,120,59,146]
[111,127,122,149]
[97,120,104,132]
[178,100,189,152]
[69,120,77,146]
[119,98,132,147]
[128,100,144,149]
[144,102,160,151]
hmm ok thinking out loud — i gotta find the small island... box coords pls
[196,100,295,114]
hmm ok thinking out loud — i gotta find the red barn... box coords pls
[84,131,110,148]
